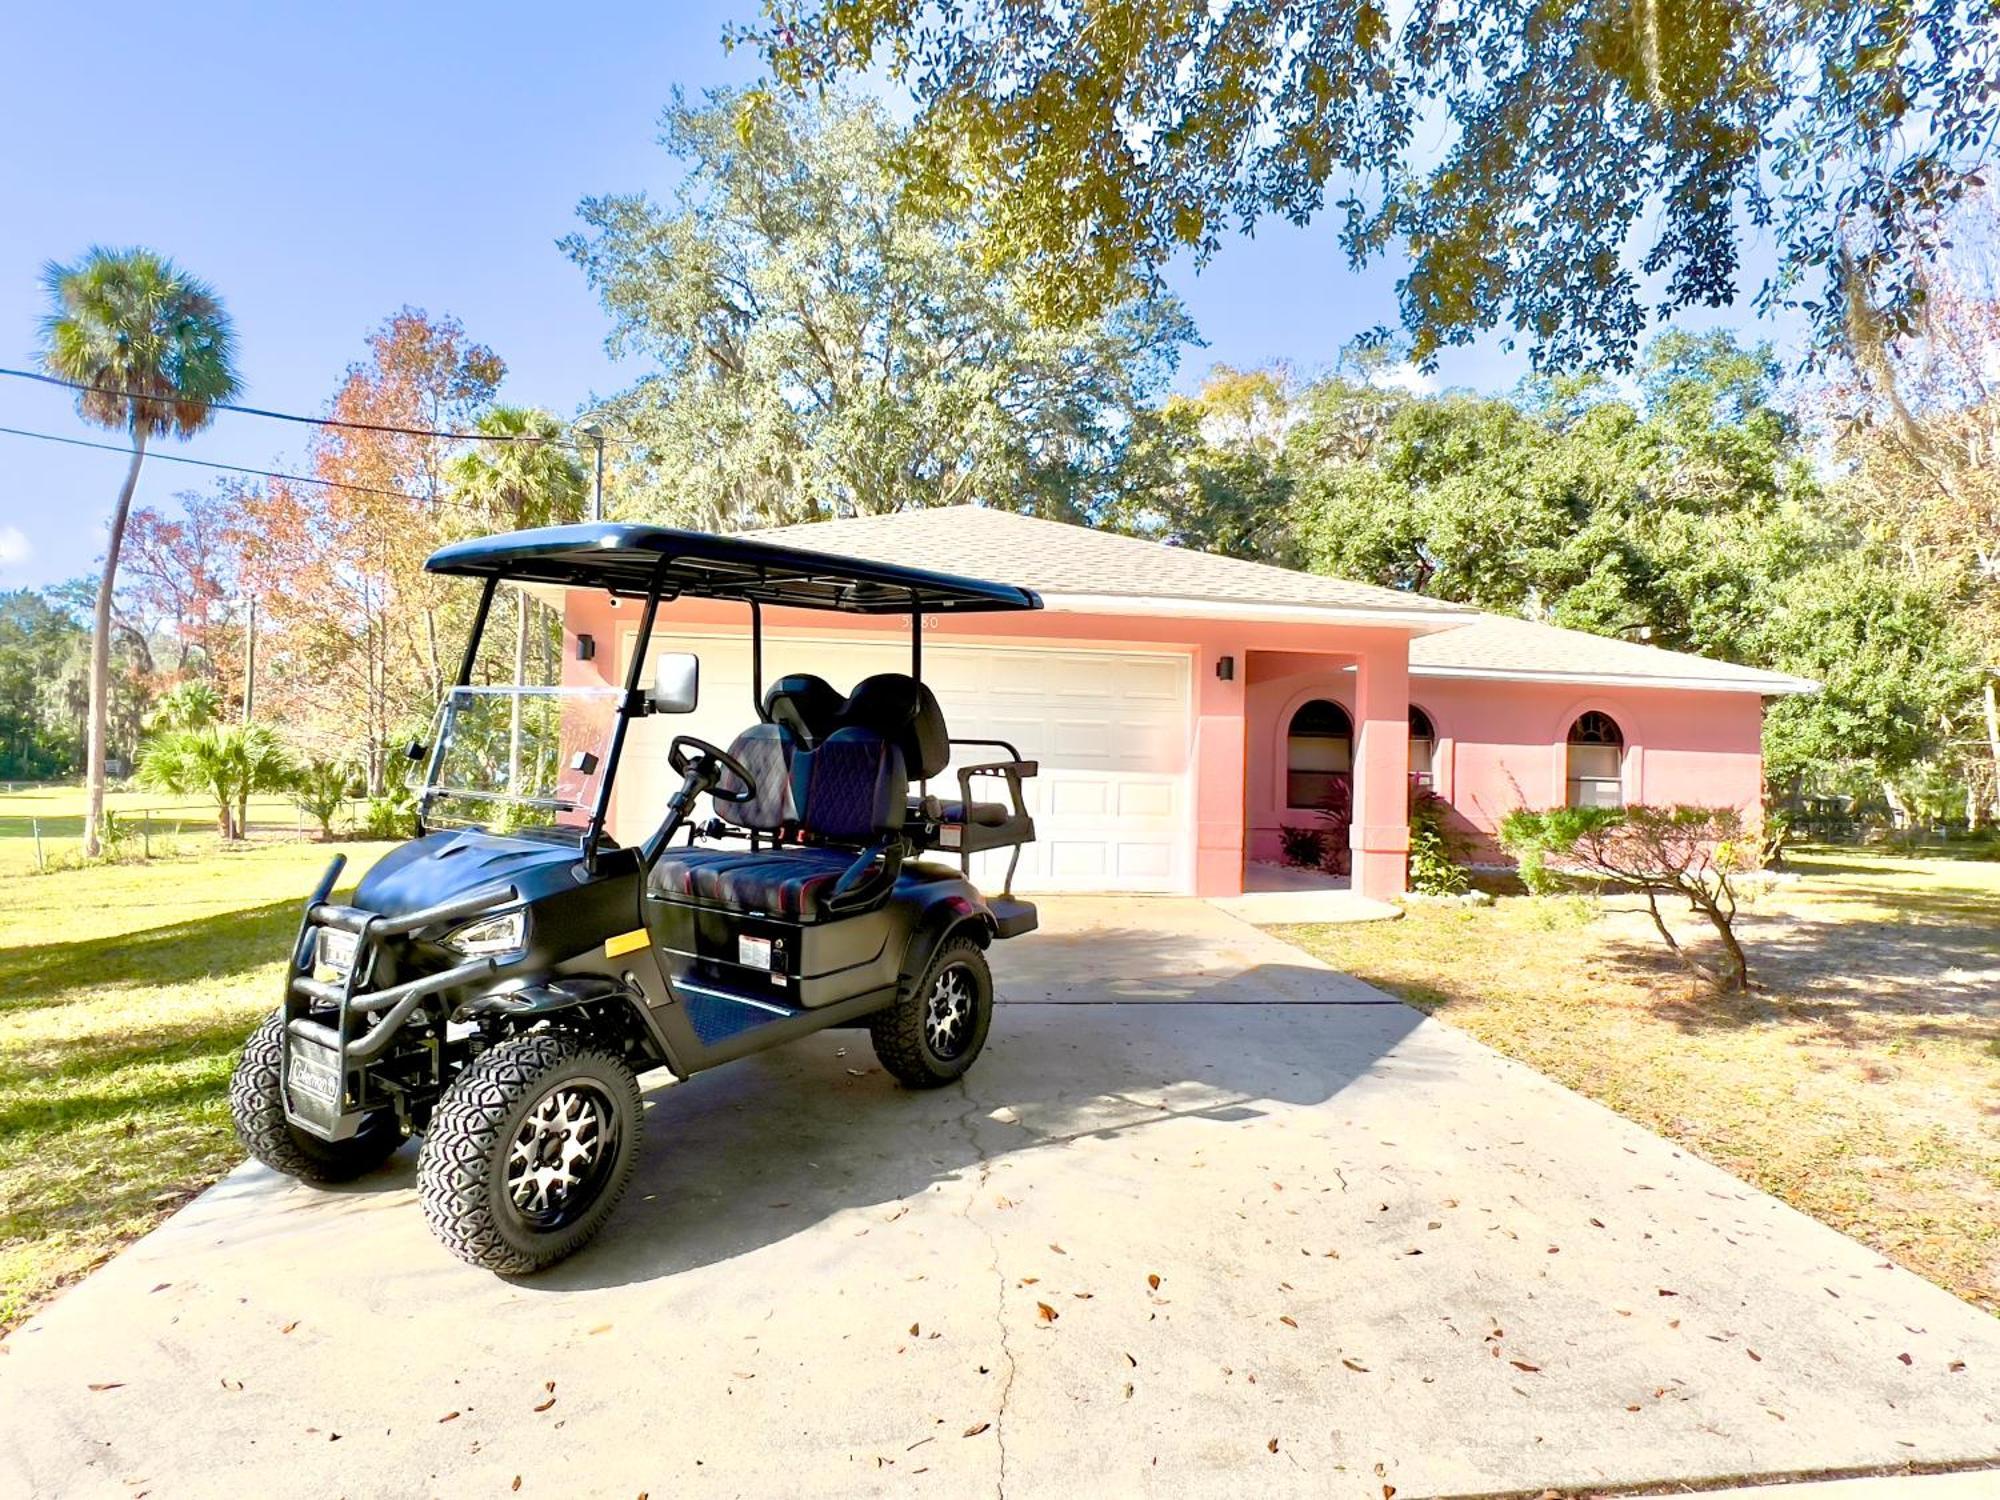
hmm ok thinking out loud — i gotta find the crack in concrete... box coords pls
[952,1090,1018,1500]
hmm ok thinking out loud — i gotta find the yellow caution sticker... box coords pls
[604,928,651,958]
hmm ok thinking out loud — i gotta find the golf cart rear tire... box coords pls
[418,1031,642,1275]
[870,935,993,1088]
[231,1014,403,1184]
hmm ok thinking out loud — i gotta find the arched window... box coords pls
[1566,711,1624,808]
[1286,699,1352,808]
[1409,706,1437,788]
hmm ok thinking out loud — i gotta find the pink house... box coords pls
[562,507,1813,901]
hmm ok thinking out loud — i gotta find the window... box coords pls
[1286,699,1352,808]
[1409,706,1437,788]
[1566,711,1624,808]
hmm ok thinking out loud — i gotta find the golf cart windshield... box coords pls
[419,684,619,838]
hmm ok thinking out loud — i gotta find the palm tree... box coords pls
[138,723,294,841]
[39,248,240,857]
[446,409,588,792]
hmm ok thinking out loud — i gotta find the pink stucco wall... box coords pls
[1244,651,1767,863]
[559,589,1766,897]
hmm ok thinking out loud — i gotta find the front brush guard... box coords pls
[279,856,517,1137]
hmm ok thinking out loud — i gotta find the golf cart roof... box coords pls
[426,522,1042,615]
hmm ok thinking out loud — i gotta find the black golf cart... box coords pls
[228,523,1042,1273]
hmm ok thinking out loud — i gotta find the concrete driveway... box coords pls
[3,899,1997,1499]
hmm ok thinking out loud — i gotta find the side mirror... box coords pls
[649,651,699,714]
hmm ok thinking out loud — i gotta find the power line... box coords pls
[0,366,623,450]
[0,422,484,510]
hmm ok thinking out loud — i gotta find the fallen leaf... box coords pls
[1657,1288,1678,1297]
[989,1106,1019,1124]
[1072,1292,1093,1300]
[1020,1276,1039,1285]
[1746,1349,1762,1363]
[439,1412,460,1423]
[545,1381,556,1393]
[87,1383,123,1392]
[1383,1487,1397,1499]
[1625,1404,1641,1412]
[533,1397,556,1413]
[963,1422,991,1437]
[149,1283,171,1294]
[1124,1352,1137,1368]
[1342,1358,1369,1373]
[1266,1438,1279,1454]
[1147,1274,1161,1291]
[1949,1360,1966,1373]
[1279,1315,1298,1329]
[1036,1302,1058,1323]
[1510,1360,1541,1373]
[588,1324,612,1336]
[512,1479,522,1493]
[1122,1382,1134,1399]
[1897,1352,1913,1366]
[910,1323,920,1337]
[281,1321,299,1335]
[1050,1243,1066,1254]
[1589,1218,1605,1229]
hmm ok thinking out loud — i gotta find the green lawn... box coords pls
[0,783,305,874]
[0,799,386,1331]
[1281,848,2000,1315]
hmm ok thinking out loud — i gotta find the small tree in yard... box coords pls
[293,757,360,840]
[139,723,295,841]
[1499,805,1755,993]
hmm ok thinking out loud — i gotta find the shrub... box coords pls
[1407,788,1470,896]
[1500,804,1754,992]
[358,783,416,841]
[293,758,361,840]
[1278,824,1327,868]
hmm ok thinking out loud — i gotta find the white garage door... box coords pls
[611,630,1193,894]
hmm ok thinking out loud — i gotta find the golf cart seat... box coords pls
[650,725,908,920]
[763,673,844,748]
[830,672,1039,871]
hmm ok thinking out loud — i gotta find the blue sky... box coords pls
[0,0,1793,591]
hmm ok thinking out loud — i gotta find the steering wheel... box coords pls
[668,734,756,804]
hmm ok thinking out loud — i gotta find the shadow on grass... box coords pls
[1586,900,2000,1042]
[0,1066,234,1143]
[0,897,302,1011]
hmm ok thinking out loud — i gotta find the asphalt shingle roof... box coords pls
[1412,614,1814,694]
[750,505,1475,618]
[749,506,1814,695]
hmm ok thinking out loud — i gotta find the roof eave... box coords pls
[1410,663,1820,696]
[1038,591,1475,633]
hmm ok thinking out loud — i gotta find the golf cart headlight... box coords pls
[315,927,361,977]
[444,909,527,957]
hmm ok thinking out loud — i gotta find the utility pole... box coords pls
[242,597,257,723]
[577,419,607,521]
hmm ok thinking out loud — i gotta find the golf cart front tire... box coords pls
[870,935,994,1088]
[418,1030,642,1275]
[231,1014,403,1183]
